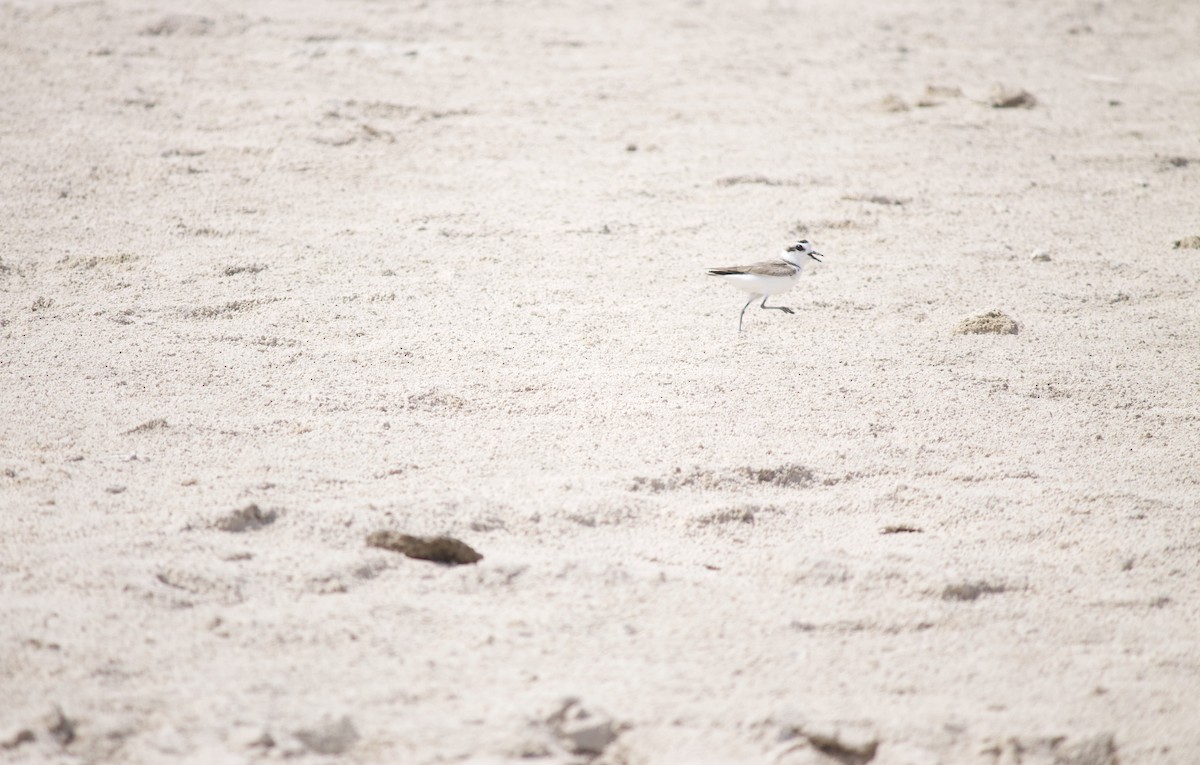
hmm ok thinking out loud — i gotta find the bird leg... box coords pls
[760,296,795,315]
[738,295,759,332]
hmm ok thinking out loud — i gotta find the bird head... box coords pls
[784,239,823,264]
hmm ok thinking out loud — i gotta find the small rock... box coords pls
[916,85,962,108]
[294,716,358,755]
[213,503,277,533]
[545,698,620,756]
[245,731,275,749]
[44,706,75,746]
[1031,249,1051,262]
[776,720,879,765]
[990,87,1037,108]
[1173,235,1200,249]
[366,531,482,564]
[954,310,1019,335]
[808,731,878,765]
[562,719,617,756]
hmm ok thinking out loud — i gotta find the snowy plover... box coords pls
[707,239,824,331]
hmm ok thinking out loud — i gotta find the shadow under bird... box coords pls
[707,239,825,331]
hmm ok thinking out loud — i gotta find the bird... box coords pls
[707,239,824,331]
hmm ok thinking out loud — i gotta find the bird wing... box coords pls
[707,259,795,277]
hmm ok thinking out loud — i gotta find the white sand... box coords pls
[2,0,1199,762]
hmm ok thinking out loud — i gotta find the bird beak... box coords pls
[809,251,824,262]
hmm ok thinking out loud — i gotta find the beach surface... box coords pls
[2,0,1199,762]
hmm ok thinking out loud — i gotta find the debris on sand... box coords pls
[881,525,923,534]
[990,87,1037,108]
[982,733,1116,765]
[505,698,624,760]
[879,94,909,112]
[942,581,1007,601]
[44,706,75,746]
[223,263,267,276]
[406,388,469,411]
[1031,249,1052,262]
[1160,156,1191,169]
[630,463,813,492]
[1,707,77,751]
[715,175,801,187]
[691,505,761,527]
[1173,235,1200,249]
[1,727,35,750]
[366,531,482,565]
[955,310,1018,335]
[213,503,278,533]
[141,14,213,37]
[842,192,907,206]
[123,418,168,435]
